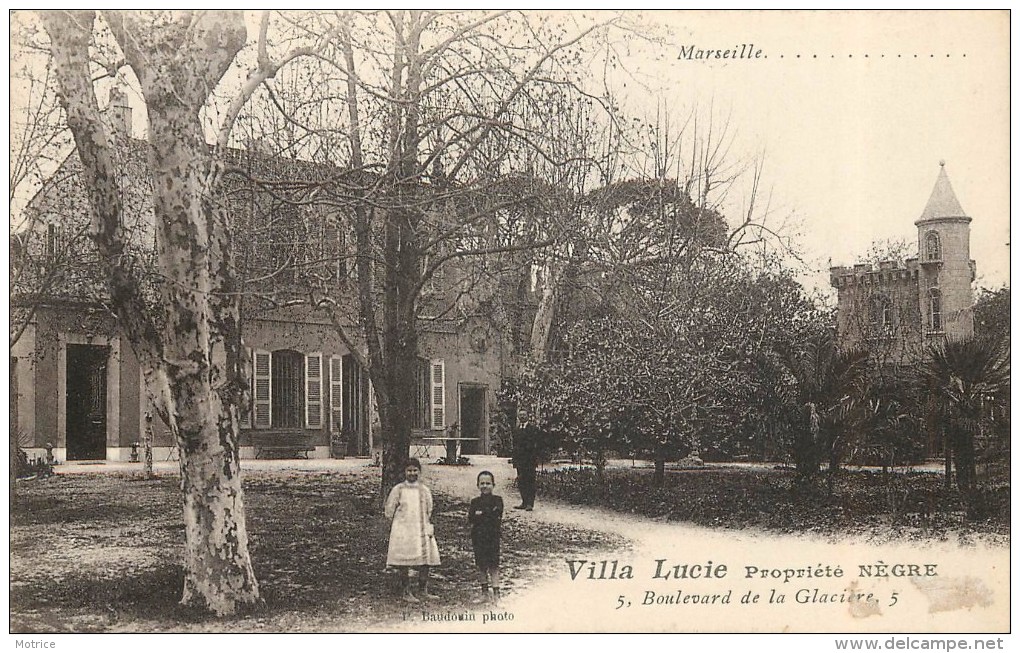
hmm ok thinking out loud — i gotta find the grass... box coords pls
[538,465,1010,544]
[10,467,625,633]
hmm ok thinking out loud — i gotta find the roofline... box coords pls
[12,296,111,311]
[915,216,972,227]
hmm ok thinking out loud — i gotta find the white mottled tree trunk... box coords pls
[44,10,260,615]
[529,259,562,365]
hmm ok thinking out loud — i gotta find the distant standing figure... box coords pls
[385,458,441,603]
[468,470,504,602]
[511,424,540,510]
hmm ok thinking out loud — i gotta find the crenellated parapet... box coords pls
[829,258,920,289]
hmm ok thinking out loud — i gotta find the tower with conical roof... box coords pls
[828,162,978,456]
[915,162,976,344]
[829,161,977,361]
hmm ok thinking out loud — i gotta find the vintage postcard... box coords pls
[8,8,1010,647]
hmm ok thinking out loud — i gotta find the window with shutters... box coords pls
[430,359,446,430]
[46,223,65,260]
[305,352,323,429]
[414,358,430,430]
[250,348,330,430]
[239,347,253,428]
[319,213,349,284]
[253,350,272,428]
[267,204,305,287]
[330,355,344,434]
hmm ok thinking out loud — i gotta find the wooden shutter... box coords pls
[330,355,343,433]
[253,349,272,429]
[430,358,445,430]
[239,346,252,429]
[306,352,323,429]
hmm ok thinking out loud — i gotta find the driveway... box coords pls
[54,455,1008,634]
[410,456,1008,633]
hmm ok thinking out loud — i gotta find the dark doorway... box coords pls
[459,385,487,455]
[66,344,110,460]
[342,354,369,455]
[271,350,305,429]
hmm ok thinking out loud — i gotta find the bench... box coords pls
[247,430,317,459]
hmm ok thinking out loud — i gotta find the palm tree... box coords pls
[921,336,1010,494]
[785,332,870,482]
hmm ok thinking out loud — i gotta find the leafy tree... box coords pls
[972,286,1012,469]
[708,272,825,464]
[502,163,818,484]
[921,336,1010,498]
[495,89,817,482]
[974,285,1009,348]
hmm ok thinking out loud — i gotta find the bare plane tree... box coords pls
[39,10,334,616]
[221,10,627,494]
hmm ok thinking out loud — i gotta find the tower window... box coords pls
[925,231,941,261]
[929,288,943,332]
[869,294,893,332]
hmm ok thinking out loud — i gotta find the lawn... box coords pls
[9,467,624,633]
[538,465,1010,544]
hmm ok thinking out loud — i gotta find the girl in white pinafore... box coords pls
[385,458,441,602]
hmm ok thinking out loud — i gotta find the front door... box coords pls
[459,385,487,455]
[66,344,110,460]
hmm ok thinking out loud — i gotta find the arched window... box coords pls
[869,294,893,332]
[929,288,943,332]
[925,231,942,261]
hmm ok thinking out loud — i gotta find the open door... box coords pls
[459,384,488,455]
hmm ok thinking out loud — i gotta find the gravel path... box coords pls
[408,456,1009,633]
[55,457,1009,634]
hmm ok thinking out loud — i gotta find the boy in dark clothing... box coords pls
[468,470,504,602]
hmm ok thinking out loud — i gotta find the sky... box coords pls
[10,10,1010,298]
[603,10,1010,296]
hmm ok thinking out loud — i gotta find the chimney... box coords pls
[105,87,132,139]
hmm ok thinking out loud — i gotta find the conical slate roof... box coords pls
[918,162,967,221]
